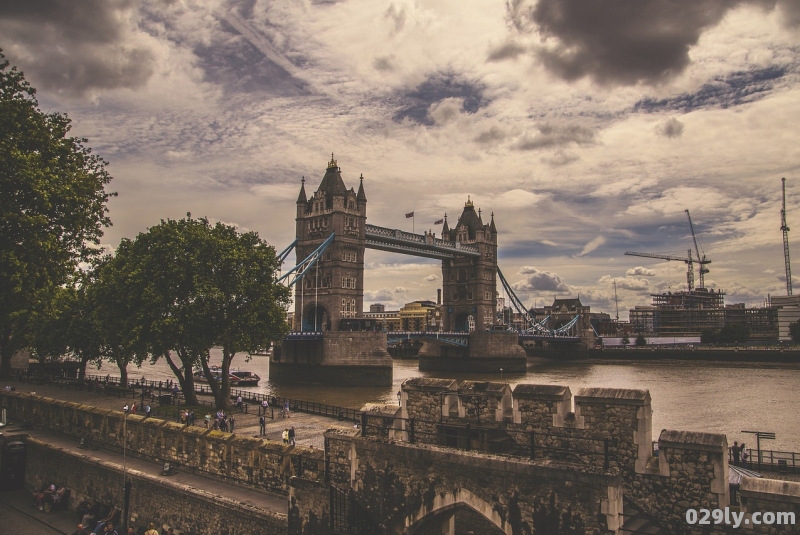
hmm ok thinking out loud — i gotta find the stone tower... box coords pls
[440,199,498,332]
[294,155,367,332]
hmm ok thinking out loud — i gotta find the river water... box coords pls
[116,351,800,452]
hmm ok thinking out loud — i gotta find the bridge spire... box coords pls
[442,213,449,235]
[297,176,307,204]
[357,173,367,203]
[490,212,497,234]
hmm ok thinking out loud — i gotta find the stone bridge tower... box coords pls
[440,199,498,332]
[294,155,367,331]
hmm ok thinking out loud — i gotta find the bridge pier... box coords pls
[419,331,527,373]
[270,331,392,386]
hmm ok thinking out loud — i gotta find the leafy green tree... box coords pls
[27,274,105,380]
[621,332,630,346]
[117,216,290,409]
[788,320,800,344]
[89,241,149,386]
[717,323,749,344]
[635,333,647,347]
[700,329,718,344]
[0,51,114,378]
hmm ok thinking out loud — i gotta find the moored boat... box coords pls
[193,366,241,385]
[230,370,260,386]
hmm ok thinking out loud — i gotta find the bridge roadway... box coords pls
[286,331,581,344]
[364,223,480,260]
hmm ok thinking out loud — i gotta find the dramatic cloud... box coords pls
[512,266,571,293]
[392,74,489,125]
[578,236,606,257]
[626,267,657,277]
[635,67,788,112]
[520,0,784,87]
[424,274,439,281]
[514,123,595,151]
[487,40,526,62]
[0,0,157,96]
[599,275,650,291]
[655,118,685,138]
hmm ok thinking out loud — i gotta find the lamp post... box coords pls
[121,404,130,533]
[397,390,402,407]
[500,368,503,381]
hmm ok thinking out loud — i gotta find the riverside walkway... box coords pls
[0,379,374,534]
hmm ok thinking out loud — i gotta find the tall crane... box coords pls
[625,250,695,291]
[685,210,712,289]
[781,177,792,296]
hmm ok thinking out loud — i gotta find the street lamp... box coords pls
[500,368,503,381]
[397,391,402,407]
[121,404,131,533]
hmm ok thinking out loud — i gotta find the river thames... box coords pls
[119,351,800,452]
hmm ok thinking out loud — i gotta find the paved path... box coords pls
[0,379,373,533]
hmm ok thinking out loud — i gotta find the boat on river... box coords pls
[230,370,260,386]
[193,366,241,386]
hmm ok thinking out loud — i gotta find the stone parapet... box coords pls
[511,384,571,427]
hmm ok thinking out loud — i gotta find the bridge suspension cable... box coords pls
[277,239,297,264]
[496,267,553,334]
[277,233,335,287]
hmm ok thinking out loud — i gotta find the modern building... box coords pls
[769,294,800,341]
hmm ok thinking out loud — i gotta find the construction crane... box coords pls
[685,210,712,289]
[625,250,695,291]
[781,177,792,296]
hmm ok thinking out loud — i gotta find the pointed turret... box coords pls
[357,173,367,203]
[296,176,307,204]
[442,214,450,237]
[489,211,497,234]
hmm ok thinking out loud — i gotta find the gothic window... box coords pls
[341,277,356,289]
[484,291,492,301]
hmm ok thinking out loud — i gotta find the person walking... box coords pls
[229,415,235,433]
[144,523,159,535]
[282,429,289,445]
[289,426,295,446]
[259,415,266,436]
[261,399,268,416]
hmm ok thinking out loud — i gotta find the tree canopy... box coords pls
[110,215,291,408]
[0,50,114,378]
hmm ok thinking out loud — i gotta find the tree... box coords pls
[788,320,800,344]
[27,273,105,380]
[717,323,749,344]
[700,329,718,344]
[621,332,630,346]
[117,216,291,408]
[0,51,114,378]
[635,333,647,347]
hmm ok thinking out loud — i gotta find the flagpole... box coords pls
[413,215,415,234]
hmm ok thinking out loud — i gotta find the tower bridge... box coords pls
[270,155,579,385]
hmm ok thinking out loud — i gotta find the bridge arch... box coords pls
[405,487,512,535]
[302,303,329,332]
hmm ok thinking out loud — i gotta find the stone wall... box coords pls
[23,437,287,535]
[739,478,800,534]
[320,432,623,535]
[0,391,322,494]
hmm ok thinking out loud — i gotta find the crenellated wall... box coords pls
[0,391,323,494]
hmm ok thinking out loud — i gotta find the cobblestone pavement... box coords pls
[3,380,358,449]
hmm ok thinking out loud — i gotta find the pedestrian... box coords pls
[282,428,289,445]
[145,404,152,418]
[259,415,266,436]
[130,402,136,414]
[284,400,290,418]
[261,399,268,415]
[229,415,235,432]
[289,426,295,446]
[144,522,159,535]
[236,395,243,410]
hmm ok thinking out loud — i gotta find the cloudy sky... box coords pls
[3,0,800,319]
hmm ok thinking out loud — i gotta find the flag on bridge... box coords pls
[405,212,414,218]
[434,218,444,225]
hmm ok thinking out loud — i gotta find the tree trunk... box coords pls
[165,351,198,405]
[117,357,128,386]
[219,347,233,411]
[200,358,225,410]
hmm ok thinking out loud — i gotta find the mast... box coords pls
[614,279,619,322]
[782,177,793,296]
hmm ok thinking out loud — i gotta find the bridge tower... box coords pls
[294,154,367,332]
[440,199,498,332]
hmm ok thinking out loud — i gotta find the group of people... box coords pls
[282,426,296,446]
[32,481,67,511]
[731,441,750,466]
[181,409,196,426]
[204,409,234,432]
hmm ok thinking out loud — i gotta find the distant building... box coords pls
[362,305,401,331]
[629,288,778,340]
[399,300,439,331]
[769,295,800,341]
